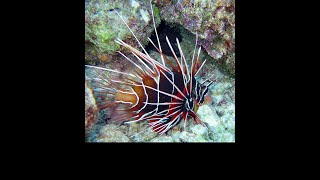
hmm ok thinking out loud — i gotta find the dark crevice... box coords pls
[146,21,182,58]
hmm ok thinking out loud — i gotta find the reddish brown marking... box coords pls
[188,111,205,126]
[131,85,146,111]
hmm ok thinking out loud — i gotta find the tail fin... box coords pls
[85,65,138,123]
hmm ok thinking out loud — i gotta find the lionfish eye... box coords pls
[184,95,194,111]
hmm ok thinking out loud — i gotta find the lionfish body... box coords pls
[86,1,213,135]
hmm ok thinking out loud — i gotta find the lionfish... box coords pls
[85,1,214,136]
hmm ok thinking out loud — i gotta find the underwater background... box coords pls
[85,0,235,142]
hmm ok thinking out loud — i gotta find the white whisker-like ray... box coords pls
[149,121,171,135]
[146,37,172,73]
[155,105,182,116]
[125,105,182,125]
[130,86,140,107]
[117,51,147,76]
[115,41,161,99]
[91,70,121,91]
[126,116,162,125]
[194,59,207,77]
[109,79,141,88]
[196,46,202,64]
[136,105,158,120]
[152,109,181,132]
[117,89,136,95]
[148,120,164,129]
[183,112,188,130]
[90,74,109,84]
[144,85,184,101]
[92,79,112,90]
[156,112,183,135]
[116,38,161,68]
[136,105,183,124]
[170,71,175,102]
[176,38,190,80]
[202,71,219,84]
[175,38,190,96]
[155,121,171,135]
[129,112,176,139]
[114,38,156,69]
[94,86,118,92]
[125,116,163,125]
[115,38,169,76]
[85,65,137,78]
[131,50,154,77]
[115,100,134,105]
[149,0,165,66]
[165,36,185,74]
[189,33,198,95]
[160,70,187,99]
[129,117,163,124]
[89,75,111,89]
[136,80,149,113]
[171,115,182,128]
[113,9,152,59]
[189,46,202,95]
[118,44,161,116]
[143,102,183,105]
[148,116,172,127]
[159,113,182,136]
[110,78,183,101]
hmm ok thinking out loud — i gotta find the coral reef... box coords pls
[85,0,161,65]
[85,0,234,75]
[85,0,235,142]
[85,81,98,134]
[154,0,235,76]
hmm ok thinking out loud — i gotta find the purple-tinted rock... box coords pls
[156,0,235,76]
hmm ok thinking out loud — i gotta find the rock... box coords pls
[197,105,222,130]
[196,103,234,142]
[85,0,161,65]
[96,124,131,142]
[190,124,209,139]
[85,81,98,134]
[171,131,182,142]
[150,136,174,142]
[128,122,158,142]
[220,132,235,142]
[178,131,208,142]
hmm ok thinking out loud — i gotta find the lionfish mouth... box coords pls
[86,0,214,136]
